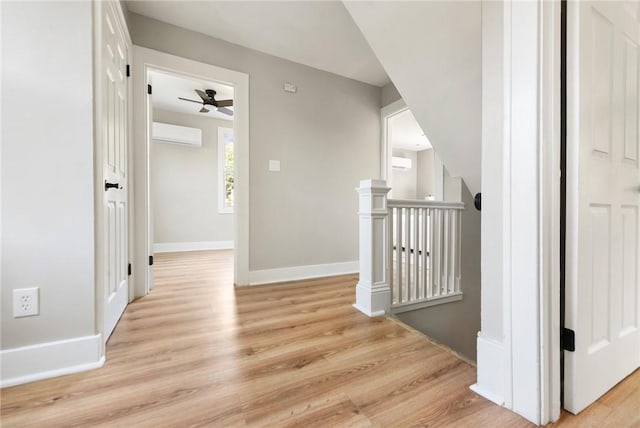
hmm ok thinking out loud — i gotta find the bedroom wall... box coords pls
[391,149,418,200]
[151,109,234,249]
[129,13,381,272]
[1,1,96,356]
[416,148,435,199]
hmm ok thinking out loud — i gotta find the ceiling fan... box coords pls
[178,89,233,116]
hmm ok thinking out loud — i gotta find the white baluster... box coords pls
[397,207,403,304]
[411,208,421,300]
[388,207,395,304]
[421,208,428,299]
[404,207,411,303]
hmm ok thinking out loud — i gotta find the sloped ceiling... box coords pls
[344,1,482,194]
[125,1,390,87]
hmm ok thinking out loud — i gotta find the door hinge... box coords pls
[147,84,152,95]
[149,255,154,266]
[127,263,132,276]
[562,327,575,352]
[126,64,130,77]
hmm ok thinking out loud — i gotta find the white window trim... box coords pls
[218,127,234,214]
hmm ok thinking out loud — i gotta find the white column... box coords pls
[354,179,391,317]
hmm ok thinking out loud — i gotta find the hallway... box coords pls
[1,251,636,426]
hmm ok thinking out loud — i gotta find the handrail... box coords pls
[388,199,465,210]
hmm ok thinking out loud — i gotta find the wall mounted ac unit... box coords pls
[392,156,412,170]
[152,122,202,147]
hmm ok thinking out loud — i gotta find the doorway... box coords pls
[381,99,447,201]
[132,47,250,297]
[147,70,235,288]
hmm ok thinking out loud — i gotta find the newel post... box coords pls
[354,179,391,317]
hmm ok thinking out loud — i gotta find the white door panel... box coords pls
[566,0,640,414]
[102,1,129,341]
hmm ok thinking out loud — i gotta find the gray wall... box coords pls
[397,183,481,361]
[391,149,417,200]
[151,109,233,244]
[381,82,402,106]
[391,148,434,200]
[416,148,435,199]
[1,1,95,349]
[129,13,381,271]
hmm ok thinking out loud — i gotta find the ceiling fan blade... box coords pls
[216,99,233,107]
[199,107,210,113]
[178,97,204,104]
[217,107,233,116]
[195,89,211,103]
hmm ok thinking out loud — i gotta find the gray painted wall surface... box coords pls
[381,82,402,106]
[397,183,481,361]
[416,149,434,199]
[391,149,434,200]
[1,1,95,349]
[391,149,417,200]
[151,109,234,244]
[129,13,381,271]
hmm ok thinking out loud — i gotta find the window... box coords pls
[218,127,234,213]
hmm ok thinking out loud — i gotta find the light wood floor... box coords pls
[1,250,638,427]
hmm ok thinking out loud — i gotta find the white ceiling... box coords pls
[150,70,234,121]
[389,109,432,152]
[125,1,390,87]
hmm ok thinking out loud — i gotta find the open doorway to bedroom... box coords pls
[382,100,448,201]
[148,70,235,290]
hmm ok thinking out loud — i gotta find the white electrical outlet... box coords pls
[13,287,39,317]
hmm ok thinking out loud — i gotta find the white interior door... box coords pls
[565,0,640,414]
[102,1,130,340]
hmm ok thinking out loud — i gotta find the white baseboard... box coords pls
[471,333,505,406]
[248,260,358,286]
[0,334,104,388]
[153,240,234,253]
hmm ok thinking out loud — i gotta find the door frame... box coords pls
[380,99,443,200]
[131,46,250,295]
[93,0,133,347]
[473,0,562,424]
[380,99,408,192]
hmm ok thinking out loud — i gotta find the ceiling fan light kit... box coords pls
[178,88,234,116]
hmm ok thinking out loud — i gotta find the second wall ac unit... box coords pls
[152,122,202,147]
[392,156,412,170]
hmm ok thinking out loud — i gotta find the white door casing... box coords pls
[565,0,640,414]
[100,1,130,340]
[132,47,250,294]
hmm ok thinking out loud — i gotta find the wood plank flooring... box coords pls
[1,250,638,427]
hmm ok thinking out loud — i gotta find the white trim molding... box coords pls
[470,334,506,406]
[0,334,104,388]
[153,241,234,253]
[133,46,250,295]
[380,99,408,192]
[475,0,561,425]
[248,261,358,286]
